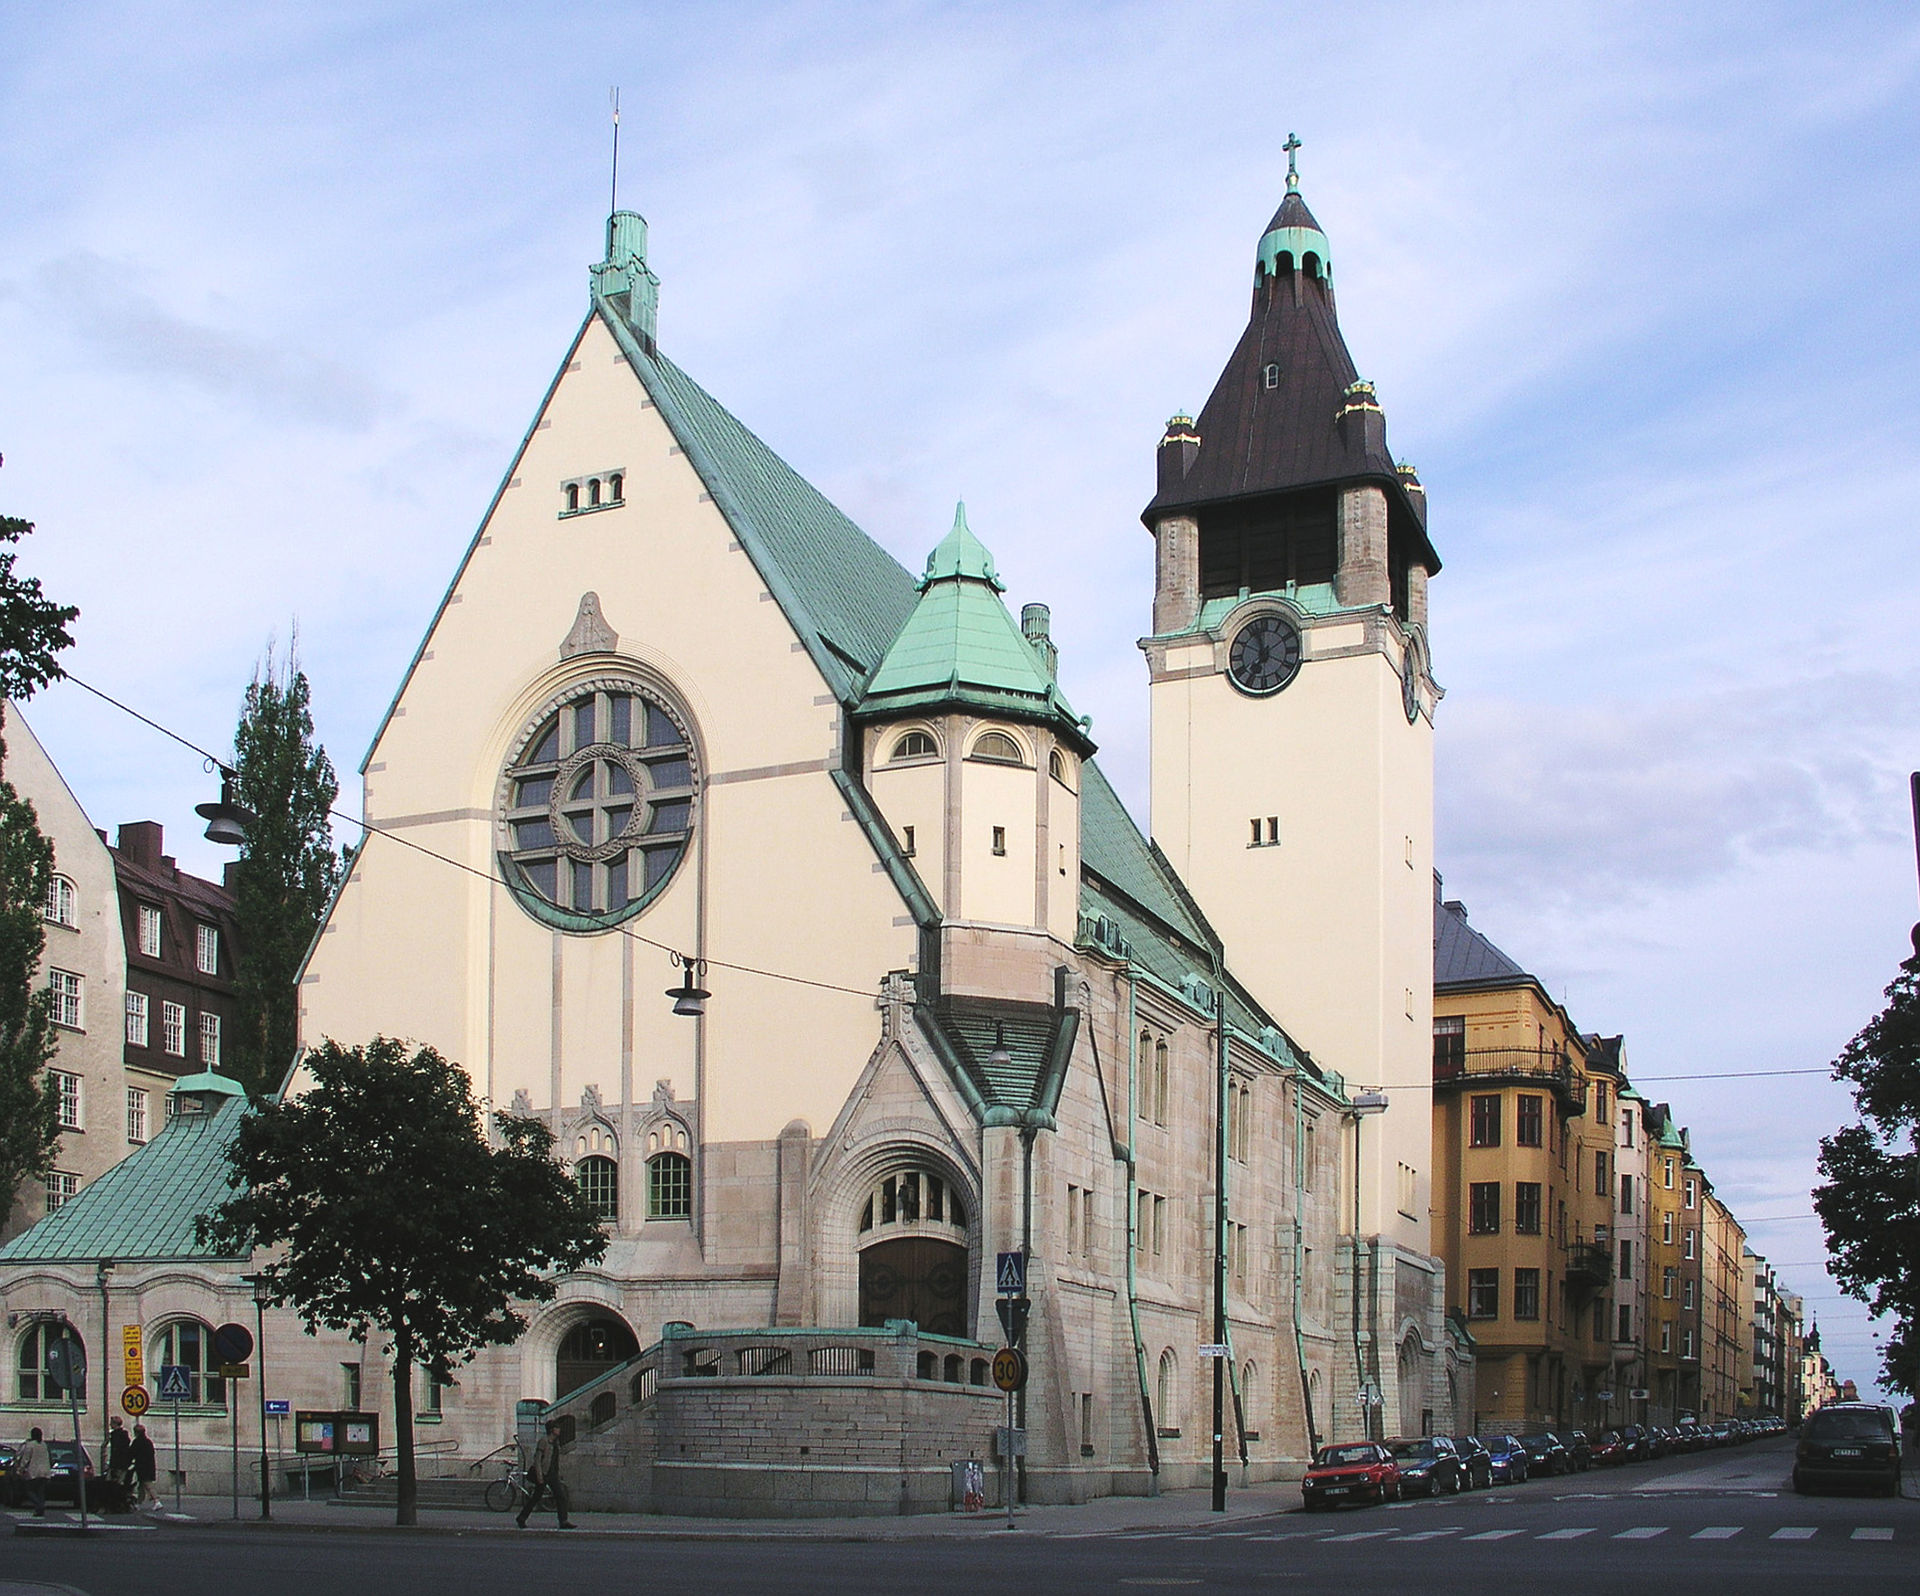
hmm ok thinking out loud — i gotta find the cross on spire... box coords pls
[1284,131,1302,192]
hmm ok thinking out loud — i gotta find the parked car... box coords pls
[1676,1421,1708,1452]
[1475,1434,1530,1485]
[1386,1436,1464,1497]
[1301,1442,1401,1510]
[1618,1424,1651,1462]
[1562,1429,1593,1472]
[0,1439,111,1509]
[1518,1433,1570,1477]
[1793,1404,1903,1497]
[1589,1429,1625,1466]
[1451,1435,1494,1490]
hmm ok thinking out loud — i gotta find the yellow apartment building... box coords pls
[1433,886,1617,1430]
[1644,1104,1688,1422]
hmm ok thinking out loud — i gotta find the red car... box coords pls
[1301,1441,1401,1510]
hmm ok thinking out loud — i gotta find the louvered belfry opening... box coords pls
[1197,487,1339,600]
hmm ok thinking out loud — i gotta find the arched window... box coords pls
[555,1315,638,1402]
[565,483,580,512]
[588,478,602,507]
[43,875,76,928]
[648,1152,691,1219]
[152,1320,224,1407]
[1153,1040,1170,1126]
[1157,1349,1177,1432]
[1048,748,1073,788]
[608,473,623,503]
[575,1155,618,1221]
[888,730,938,762]
[1240,1361,1258,1436]
[856,1167,967,1236]
[969,730,1024,765]
[16,1322,84,1401]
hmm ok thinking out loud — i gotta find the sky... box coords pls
[4,1,1917,1400]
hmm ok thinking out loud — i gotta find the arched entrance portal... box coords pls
[855,1166,970,1337]
[555,1315,639,1401]
[859,1237,968,1335]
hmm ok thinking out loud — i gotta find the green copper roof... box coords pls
[855,504,1089,746]
[920,502,1002,587]
[0,1096,249,1263]
[170,1069,247,1098]
[593,298,919,707]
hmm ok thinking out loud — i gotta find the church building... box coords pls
[2,159,1468,1512]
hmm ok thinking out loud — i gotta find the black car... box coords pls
[1793,1404,1903,1497]
[1518,1432,1570,1477]
[1451,1435,1494,1489]
[0,1439,104,1508]
[1386,1436,1463,1497]
[1618,1424,1650,1462]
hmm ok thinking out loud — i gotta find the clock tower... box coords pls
[1142,155,1444,1431]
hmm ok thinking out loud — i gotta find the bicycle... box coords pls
[484,1460,533,1513]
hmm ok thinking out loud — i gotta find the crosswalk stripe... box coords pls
[1323,1529,1396,1542]
[1462,1529,1527,1541]
[1851,1528,1894,1541]
[1537,1527,1595,1539]
[1769,1527,1817,1541]
[1691,1527,1743,1540]
[1613,1527,1667,1539]
[1395,1529,1463,1541]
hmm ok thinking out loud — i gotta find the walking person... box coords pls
[16,1427,51,1517]
[514,1419,576,1529]
[129,1422,158,1510]
[106,1416,132,1502]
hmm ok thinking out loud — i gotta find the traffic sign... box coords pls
[991,1347,1027,1393]
[221,1363,251,1380]
[264,1399,291,1417]
[157,1364,193,1401]
[122,1324,144,1386]
[122,1385,150,1417]
[212,1322,254,1365]
[44,1337,85,1394]
[995,1251,1026,1294]
[995,1295,1030,1348]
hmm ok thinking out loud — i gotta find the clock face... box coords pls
[1402,642,1422,722]
[1227,615,1303,696]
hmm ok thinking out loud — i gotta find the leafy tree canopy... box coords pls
[1814,951,1920,1396]
[229,645,341,1094]
[198,1038,608,1521]
[0,508,78,702]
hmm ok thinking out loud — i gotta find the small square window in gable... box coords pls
[559,470,628,519]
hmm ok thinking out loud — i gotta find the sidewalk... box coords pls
[11,1481,1303,1540]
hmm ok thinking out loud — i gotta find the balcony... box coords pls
[1564,1241,1613,1296]
[1433,1046,1588,1112]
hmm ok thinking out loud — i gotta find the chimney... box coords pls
[117,821,164,871]
[1021,604,1058,682]
[1155,413,1201,498]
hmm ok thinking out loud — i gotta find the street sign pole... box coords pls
[1211,989,1228,1513]
[172,1396,182,1514]
[66,1342,88,1533]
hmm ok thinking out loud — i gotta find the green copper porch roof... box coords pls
[854,504,1087,744]
[0,1096,249,1263]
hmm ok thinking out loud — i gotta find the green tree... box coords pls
[229,645,341,1094]
[0,497,78,1221]
[198,1038,609,1524]
[1814,950,1920,1397]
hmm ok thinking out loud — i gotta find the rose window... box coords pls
[500,682,697,929]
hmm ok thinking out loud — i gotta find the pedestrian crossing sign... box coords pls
[157,1364,192,1401]
[996,1251,1026,1294]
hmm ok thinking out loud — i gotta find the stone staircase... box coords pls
[332,1474,497,1511]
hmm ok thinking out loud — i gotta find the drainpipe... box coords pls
[1350,1110,1369,1440]
[1292,1078,1319,1457]
[1210,990,1227,1511]
[1119,970,1159,1487]
[96,1259,115,1459]
[1019,1121,1035,1507]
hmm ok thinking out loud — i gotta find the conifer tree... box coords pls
[229,642,341,1094]
[0,489,77,1219]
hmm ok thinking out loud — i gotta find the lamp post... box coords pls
[241,1271,274,1520]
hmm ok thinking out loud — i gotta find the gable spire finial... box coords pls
[1284,131,1302,193]
[609,86,621,220]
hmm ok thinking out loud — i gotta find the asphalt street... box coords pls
[5,1438,1914,1595]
